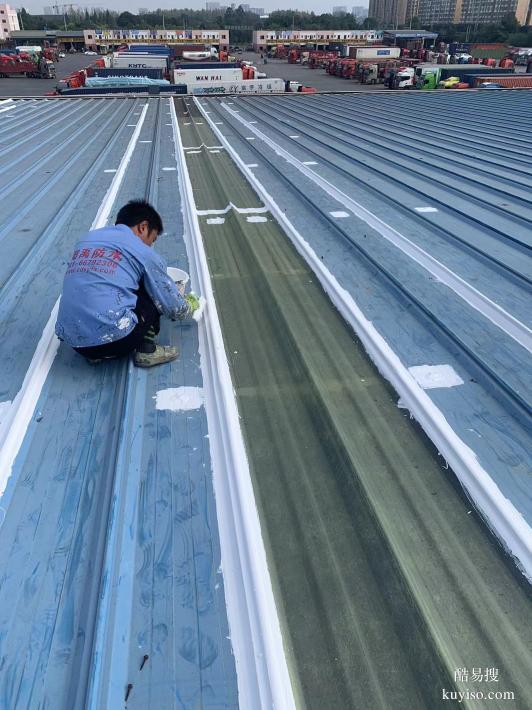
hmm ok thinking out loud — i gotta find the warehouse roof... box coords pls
[383,29,439,39]
[0,91,531,708]
[0,97,238,709]
[195,89,532,568]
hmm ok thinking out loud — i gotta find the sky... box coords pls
[22,1,368,16]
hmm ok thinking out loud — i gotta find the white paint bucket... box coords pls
[167,267,189,289]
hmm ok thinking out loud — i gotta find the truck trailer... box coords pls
[174,68,242,85]
[346,46,401,61]
[113,54,169,70]
[187,78,285,95]
[472,73,532,88]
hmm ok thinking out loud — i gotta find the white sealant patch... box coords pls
[215,121,224,125]
[210,149,221,153]
[196,203,268,216]
[303,161,318,165]
[139,140,152,143]
[408,364,464,390]
[207,217,225,225]
[247,164,259,168]
[104,169,117,173]
[162,167,177,171]
[154,386,205,412]
[330,211,350,219]
[415,207,439,213]
[187,150,202,154]
[246,216,268,223]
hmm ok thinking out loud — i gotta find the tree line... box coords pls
[16,6,532,47]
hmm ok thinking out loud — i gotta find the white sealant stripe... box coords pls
[196,203,269,216]
[197,96,532,583]
[177,99,296,709]
[0,102,150,501]
[221,104,532,354]
[0,104,17,114]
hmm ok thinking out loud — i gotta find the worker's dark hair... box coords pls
[115,200,164,235]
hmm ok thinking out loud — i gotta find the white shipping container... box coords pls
[354,47,401,60]
[187,78,285,95]
[113,54,168,69]
[174,68,242,84]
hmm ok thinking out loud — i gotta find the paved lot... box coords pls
[242,51,386,92]
[0,53,92,97]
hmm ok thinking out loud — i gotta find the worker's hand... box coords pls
[176,281,186,296]
[185,292,200,315]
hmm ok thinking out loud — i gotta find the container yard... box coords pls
[0,21,531,710]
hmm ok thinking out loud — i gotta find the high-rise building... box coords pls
[333,5,348,14]
[417,0,458,24]
[417,0,531,24]
[0,3,19,39]
[352,5,369,18]
[368,0,408,26]
[206,1,221,10]
[406,0,420,21]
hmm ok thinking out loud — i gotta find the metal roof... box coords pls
[195,90,532,567]
[383,30,439,39]
[0,97,239,708]
[0,91,531,709]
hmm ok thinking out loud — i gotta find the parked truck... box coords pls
[414,63,514,89]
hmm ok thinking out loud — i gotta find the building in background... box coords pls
[368,0,408,26]
[240,3,265,13]
[417,0,531,25]
[333,6,348,14]
[253,27,382,50]
[406,0,420,22]
[352,5,369,19]
[0,3,20,40]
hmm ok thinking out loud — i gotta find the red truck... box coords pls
[0,53,55,78]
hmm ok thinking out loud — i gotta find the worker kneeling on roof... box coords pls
[55,200,199,368]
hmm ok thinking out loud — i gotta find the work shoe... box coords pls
[134,345,179,368]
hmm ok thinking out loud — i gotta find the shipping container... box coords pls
[472,73,532,88]
[113,54,169,70]
[187,78,285,94]
[58,84,187,96]
[174,68,242,84]
[90,67,164,80]
[347,46,401,60]
[173,62,239,70]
